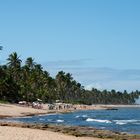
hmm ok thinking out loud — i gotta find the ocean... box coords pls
[7,107,140,134]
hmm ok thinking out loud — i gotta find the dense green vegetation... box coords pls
[0,50,140,104]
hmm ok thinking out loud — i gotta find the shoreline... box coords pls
[0,121,140,140]
[0,103,140,140]
[1,103,140,118]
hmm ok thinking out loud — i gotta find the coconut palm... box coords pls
[25,57,36,70]
[7,52,22,82]
[7,52,22,69]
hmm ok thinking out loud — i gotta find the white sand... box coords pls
[0,126,104,140]
[2,103,137,118]
[0,103,111,140]
[0,103,48,117]
[2,103,138,140]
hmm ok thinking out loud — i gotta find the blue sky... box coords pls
[0,0,140,91]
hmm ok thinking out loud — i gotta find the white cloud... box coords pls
[43,59,140,91]
[85,83,102,90]
[43,58,92,67]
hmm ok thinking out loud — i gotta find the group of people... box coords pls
[47,103,74,110]
[18,100,76,110]
[18,100,43,109]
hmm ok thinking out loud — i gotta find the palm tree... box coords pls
[55,71,66,100]
[25,57,36,70]
[7,52,22,69]
[7,52,22,81]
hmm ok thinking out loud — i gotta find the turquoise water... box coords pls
[7,107,140,134]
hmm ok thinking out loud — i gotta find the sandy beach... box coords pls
[0,103,113,118]
[0,103,140,140]
[0,126,104,140]
[0,103,111,140]
[0,103,49,118]
[0,103,139,118]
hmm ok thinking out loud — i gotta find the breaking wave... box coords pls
[56,119,64,123]
[86,118,111,123]
[114,120,140,125]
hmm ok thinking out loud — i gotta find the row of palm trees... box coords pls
[0,52,83,103]
[81,88,140,105]
[0,51,140,104]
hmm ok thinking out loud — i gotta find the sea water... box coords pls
[7,107,140,134]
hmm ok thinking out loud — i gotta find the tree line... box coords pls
[0,51,140,104]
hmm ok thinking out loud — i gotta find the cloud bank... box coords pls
[42,59,140,92]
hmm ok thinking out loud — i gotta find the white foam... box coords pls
[86,118,111,123]
[56,120,64,123]
[115,122,127,125]
[38,114,47,117]
[124,120,139,123]
[86,118,94,122]
[114,120,139,125]
[75,116,80,118]
[82,115,88,118]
